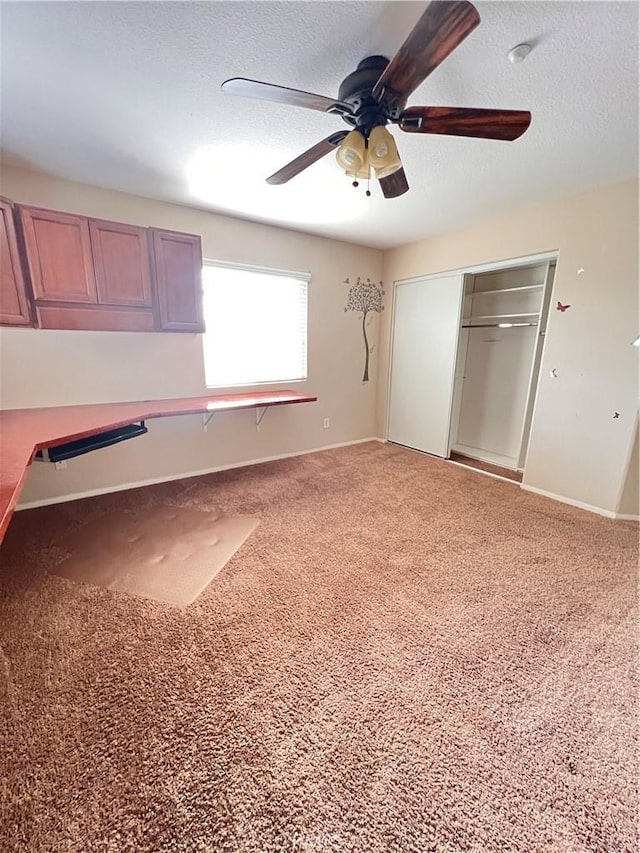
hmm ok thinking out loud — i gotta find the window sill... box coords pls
[205,378,308,392]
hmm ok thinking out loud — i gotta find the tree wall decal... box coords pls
[344,277,384,383]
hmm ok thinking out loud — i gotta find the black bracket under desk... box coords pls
[35,422,148,463]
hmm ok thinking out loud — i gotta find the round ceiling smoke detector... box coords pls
[507,43,532,63]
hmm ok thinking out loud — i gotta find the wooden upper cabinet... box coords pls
[18,206,97,304]
[151,228,204,332]
[7,202,204,333]
[89,219,152,307]
[0,199,32,326]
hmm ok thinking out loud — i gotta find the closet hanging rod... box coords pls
[462,322,539,329]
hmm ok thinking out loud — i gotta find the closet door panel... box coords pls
[388,274,464,457]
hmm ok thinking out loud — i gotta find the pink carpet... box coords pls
[0,441,637,851]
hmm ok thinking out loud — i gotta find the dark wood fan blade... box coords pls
[379,167,410,199]
[372,1,480,109]
[266,132,349,185]
[222,78,353,116]
[399,106,532,140]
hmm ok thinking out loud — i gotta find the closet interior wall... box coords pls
[449,262,555,471]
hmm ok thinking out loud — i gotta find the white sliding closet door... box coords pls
[388,273,464,457]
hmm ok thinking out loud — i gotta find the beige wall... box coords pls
[0,166,383,505]
[381,179,639,516]
[2,167,637,518]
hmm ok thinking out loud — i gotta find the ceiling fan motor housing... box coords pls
[338,56,399,135]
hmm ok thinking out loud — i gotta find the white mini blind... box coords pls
[202,263,309,388]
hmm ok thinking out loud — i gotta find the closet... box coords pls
[387,255,556,477]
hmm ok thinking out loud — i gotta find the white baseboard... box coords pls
[19,438,634,523]
[16,437,383,512]
[447,458,519,485]
[520,483,636,520]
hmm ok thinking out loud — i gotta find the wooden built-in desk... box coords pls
[0,391,316,543]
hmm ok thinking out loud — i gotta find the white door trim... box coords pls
[393,250,559,288]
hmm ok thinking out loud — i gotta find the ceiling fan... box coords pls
[221,0,531,199]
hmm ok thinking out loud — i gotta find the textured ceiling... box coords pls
[1,1,638,249]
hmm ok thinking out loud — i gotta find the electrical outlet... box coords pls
[54,460,67,470]
[323,417,330,429]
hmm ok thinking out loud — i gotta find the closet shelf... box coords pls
[472,284,544,296]
[468,312,540,321]
[462,321,538,329]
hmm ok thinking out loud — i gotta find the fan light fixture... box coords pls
[336,130,365,171]
[336,130,368,179]
[336,126,402,191]
[367,126,402,178]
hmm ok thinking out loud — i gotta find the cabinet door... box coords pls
[151,229,204,332]
[0,199,32,326]
[388,273,464,457]
[89,219,153,307]
[19,206,97,303]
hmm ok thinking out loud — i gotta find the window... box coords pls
[202,262,309,388]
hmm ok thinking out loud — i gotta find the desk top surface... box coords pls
[0,390,316,543]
